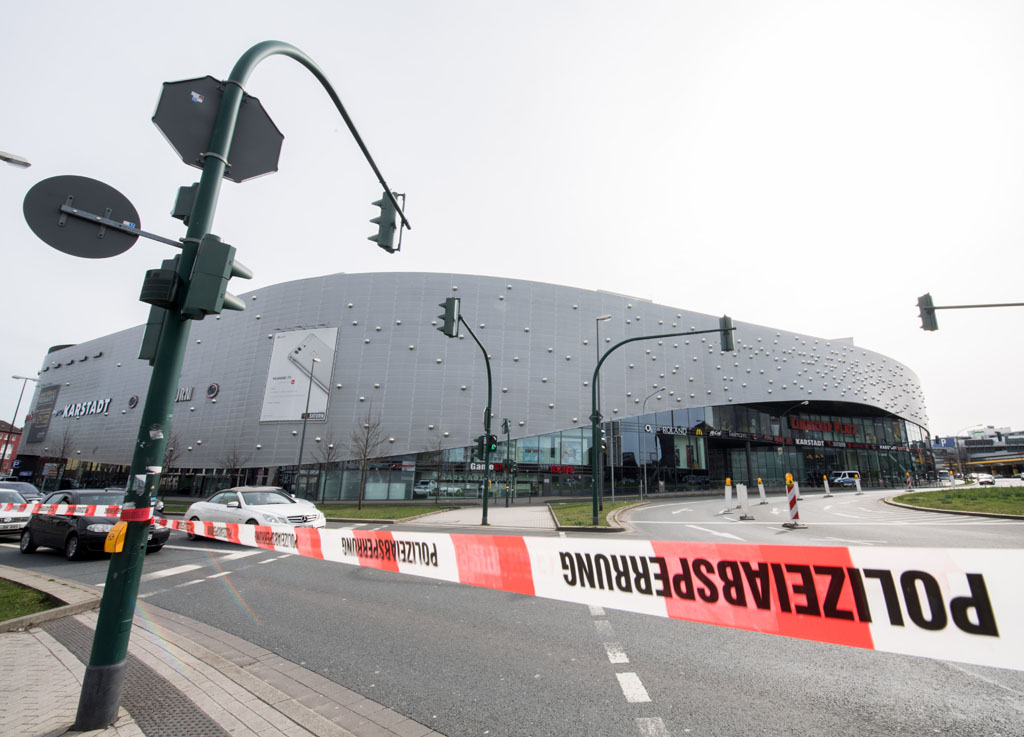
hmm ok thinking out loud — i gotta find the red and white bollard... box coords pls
[823,474,833,498]
[906,472,913,491]
[782,472,806,528]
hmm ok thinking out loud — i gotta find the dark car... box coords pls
[20,489,169,560]
[0,481,43,502]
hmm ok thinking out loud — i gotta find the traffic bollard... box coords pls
[782,472,806,529]
[823,474,833,498]
[737,483,754,520]
[720,477,733,514]
[757,477,767,504]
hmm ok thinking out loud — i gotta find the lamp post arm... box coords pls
[589,326,727,526]
[226,41,410,230]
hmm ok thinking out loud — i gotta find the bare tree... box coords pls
[349,407,387,510]
[49,423,77,491]
[217,444,252,488]
[312,429,343,502]
[424,435,447,505]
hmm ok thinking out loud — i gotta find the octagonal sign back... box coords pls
[152,76,284,183]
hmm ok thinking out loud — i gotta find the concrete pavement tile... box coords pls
[367,707,417,730]
[386,718,436,737]
[274,699,354,737]
[348,697,387,716]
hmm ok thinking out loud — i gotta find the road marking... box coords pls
[176,579,204,588]
[604,643,629,664]
[207,571,231,579]
[594,619,614,636]
[220,550,263,561]
[588,605,606,617]
[141,564,202,582]
[616,672,651,703]
[670,508,693,514]
[636,717,671,736]
[684,525,744,541]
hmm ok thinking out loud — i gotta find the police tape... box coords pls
[153,517,1024,673]
[1,502,151,521]
[4,502,1019,671]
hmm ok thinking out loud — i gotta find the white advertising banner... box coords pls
[259,328,338,422]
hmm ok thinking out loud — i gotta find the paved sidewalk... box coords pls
[405,502,558,529]
[0,565,442,737]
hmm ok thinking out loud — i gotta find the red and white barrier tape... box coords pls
[0,502,151,520]
[155,517,1023,673]
[4,503,1018,672]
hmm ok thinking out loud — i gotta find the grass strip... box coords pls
[894,486,1024,515]
[0,578,60,622]
[549,500,640,527]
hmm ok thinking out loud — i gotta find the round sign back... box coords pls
[23,175,140,258]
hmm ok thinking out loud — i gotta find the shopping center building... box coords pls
[14,272,935,498]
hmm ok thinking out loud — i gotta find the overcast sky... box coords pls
[2,0,1022,439]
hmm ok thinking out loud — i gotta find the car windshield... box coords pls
[240,491,294,506]
[77,493,123,506]
[0,482,38,495]
[0,490,26,504]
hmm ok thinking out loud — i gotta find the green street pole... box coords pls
[458,317,492,525]
[589,326,732,526]
[75,40,409,730]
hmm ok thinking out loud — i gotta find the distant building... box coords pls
[933,426,1024,477]
[0,420,22,476]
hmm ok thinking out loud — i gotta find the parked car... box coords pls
[975,473,995,486]
[0,480,43,502]
[20,489,169,560]
[183,486,325,540]
[0,489,32,536]
[413,480,461,498]
[827,470,860,488]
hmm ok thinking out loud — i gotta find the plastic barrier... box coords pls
[823,475,833,498]
[756,478,767,505]
[736,484,753,520]
[782,473,805,529]
[719,478,733,515]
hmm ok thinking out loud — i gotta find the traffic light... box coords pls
[368,191,398,253]
[486,435,497,454]
[180,234,253,319]
[719,315,735,352]
[473,435,486,460]
[437,297,460,338]
[917,293,938,331]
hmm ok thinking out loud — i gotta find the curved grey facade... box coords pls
[20,272,929,473]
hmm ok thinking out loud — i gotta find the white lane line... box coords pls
[140,564,203,582]
[604,643,629,664]
[636,717,671,736]
[588,605,606,617]
[684,525,744,541]
[207,571,231,579]
[594,619,614,636]
[219,550,263,561]
[175,579,204,588]
[273,554,291,561]
[258,558,277,564]
[616,672,652,703]
[670,508,693,514]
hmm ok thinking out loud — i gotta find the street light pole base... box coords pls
[75,660,127,731]
[781,521,807,529]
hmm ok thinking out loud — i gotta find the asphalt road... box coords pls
[3,495,1023,737]
[620,486,1024,548]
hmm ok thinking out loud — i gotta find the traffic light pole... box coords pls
[589,325,734,527]
[458,317,492,525]
[76,41,408,730]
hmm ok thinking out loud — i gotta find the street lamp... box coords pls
[1,375,38,476]
[595,315,612,507]
[640,386,665,500]
[0,151,31,168]
[295,357,321,496]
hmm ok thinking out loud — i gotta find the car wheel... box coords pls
[246,519,258,525]
[186,516,201,541]
[64,533,83,561]
[147,544,164,553]
[20,528,37,554]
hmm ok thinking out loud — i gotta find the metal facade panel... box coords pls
[20,273,929,468]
